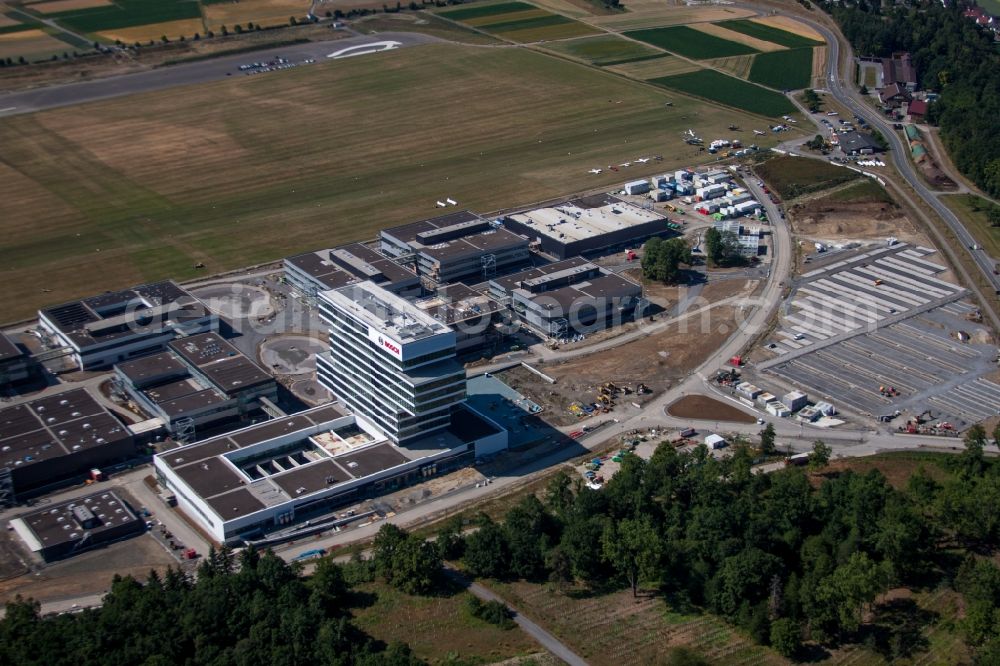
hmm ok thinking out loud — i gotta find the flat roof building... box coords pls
[38,281,217,370]
[317,281,467,444]
[413,284,499,354]
[0,388,135,497]
[504,194,671,260]
[0,332,31,387]
[839,131,884,155]
[8,489,143,561]
[489,258,643,337]
[114,332,277,437]
[284,242,420,299]
[380,211,530,284]
[153,401,505,542]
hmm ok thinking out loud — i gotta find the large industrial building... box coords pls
[0,389,135,497]
[154,400,505,542]
[283,242,421,299]
[114,332,277,437]
[316,282,468,444]
[503,194,671,260]
[489,258,644,336]
[413,284,499,354]
[0,332,31,387]
[380,211,530,283]
[9,489,144,561]
[38,281,217,370]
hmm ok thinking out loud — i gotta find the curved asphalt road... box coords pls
[0,32,439,117]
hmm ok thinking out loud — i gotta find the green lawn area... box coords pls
[437,0,534,21]
[820,178,894,205]
[0,42,777,321]
[649,69,795,117]
[350,582,542,664]
[756,154,861,198]
[49,0,201,33]
[748,47,814,90]
[543,34,661,65]
[625,25,759,60]
[715,19,823,48]
[942,193,1000,259]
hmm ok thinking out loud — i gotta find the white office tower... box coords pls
[317,281,467,444]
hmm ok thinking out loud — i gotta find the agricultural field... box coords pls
[353,12,502,45]
[756,155,861,199]
[583,0,754,32]
[26,0,112,13]
[96,17,204,42]
[688,21,783,52]
[716,18,823,49]
[625,25,758,60]
[437,0,599,42]
[43,0,202,34]
[350,581,545,664]
[0,27,70,59]
[747,47,813,90]
[203,0,312,31]
[541,33,660,65]
[941,193,1000,259]
[749,15,824,42]
[606,53,700,80]
[704,53,753,79]
[0,43,776,321]
[649,69,795,117]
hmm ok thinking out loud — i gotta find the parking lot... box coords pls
[769,242,964,353]
[764,299,1000,428]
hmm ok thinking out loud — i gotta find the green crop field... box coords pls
[625,25,759,60]
[649,69,795,116]
[437,1,534,21]
[0,42,776,321]
[49,0,201,33]
[756,155,861,198]
[715,19,823,48]
[542,34,661,65]
[748,47,813,90]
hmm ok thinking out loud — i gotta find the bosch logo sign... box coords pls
[368,326,403,359]
[380,337,400,355]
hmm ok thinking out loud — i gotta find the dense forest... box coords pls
[0,547,426,666]
[443,426,1000,662]
[822,0,1000,198]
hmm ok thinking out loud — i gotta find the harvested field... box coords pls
[716,18,823,49]
[0,28,68,59]
[439,1,599,42]
[606,53,700,79]
[749,15,824,42]
[351,582,543,664]
[688,21,784,52]
[542,33,661,65]
[0,13,18,29]
[650,69,796,117]
[500,20,599,42]
[625,25,759,60]
[747,47,813,90]
[49,0,202,34]
[0,43,777,322]
[756,155,860,199]
[667,394,755,423]
[28,0,111,13]
[528,0,600,18]
[585,2,754,31]
[204,0,311,29]
[704,53,754,79]
[812,46,827,88]
[97,17,206,42]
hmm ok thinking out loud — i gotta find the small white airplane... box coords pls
[436,201,447,208]
[446,198,457,206]
[684,129,697,137]
[619,162,632,167]
[753,129,766,136]
[635,157,650,164]
[588,168,603,174]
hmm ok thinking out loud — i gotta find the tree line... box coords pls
[824,0,1000,199]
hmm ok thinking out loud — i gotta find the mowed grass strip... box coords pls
[625,25,758,60]
[649,68,795,116]
[542,34,660,65]
[748,47,813,90]
[437,0,534,21]
[0,43,770,321]
[50,0,201,33]
[716,19,823,48]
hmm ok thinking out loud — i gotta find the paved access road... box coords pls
[0,32,439,117]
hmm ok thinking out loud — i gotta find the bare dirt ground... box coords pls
[0,534,174,604]
[788,192,926,245]
[667,394,755,423]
